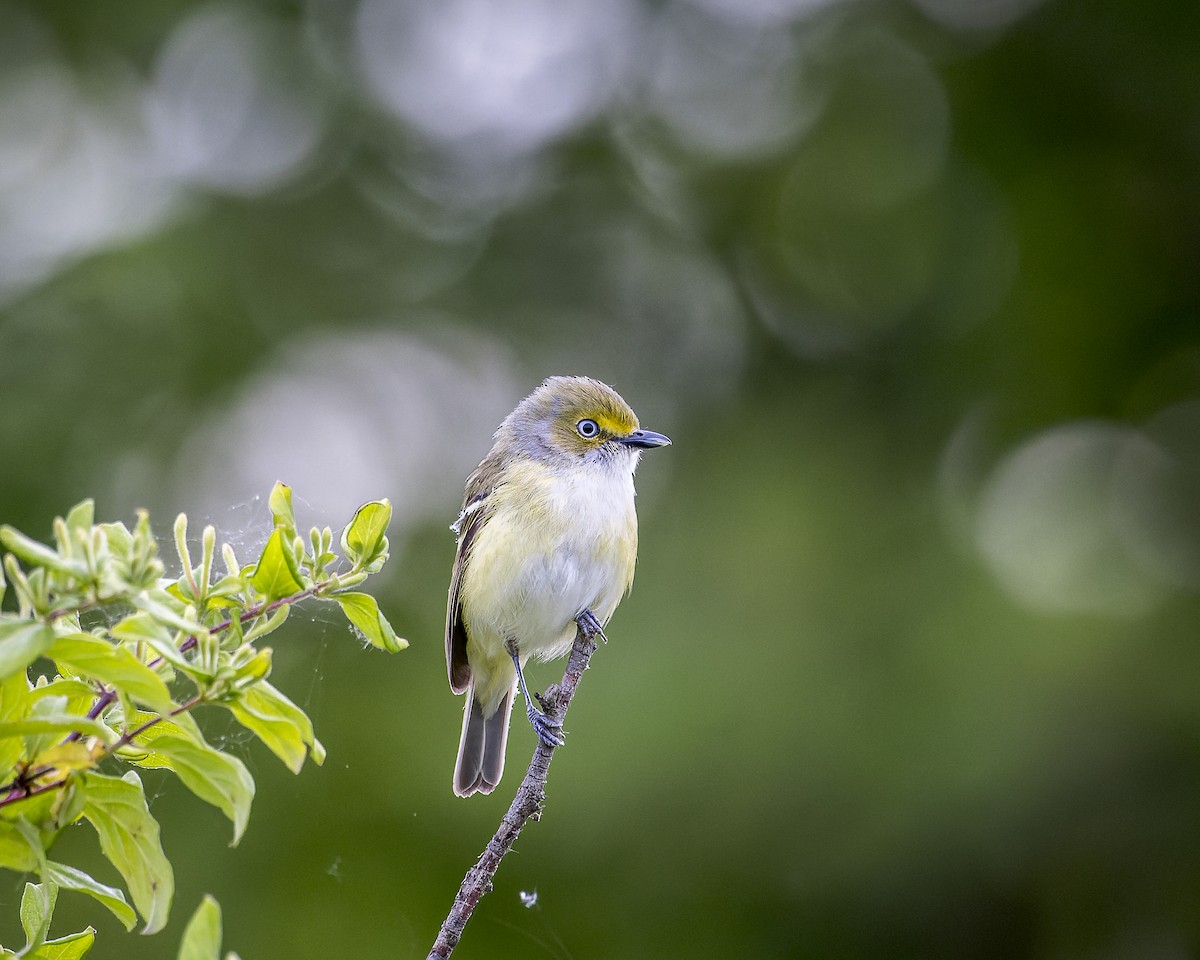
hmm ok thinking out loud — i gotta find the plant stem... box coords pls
[426,621,600,959]
[0,694,205,810]
[1,776,66,807]
[110,694,204,752]
[61,586,322,744]
[1,582,335,806]
[62,687,119,744]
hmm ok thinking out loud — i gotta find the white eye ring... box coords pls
[576,418,600,438]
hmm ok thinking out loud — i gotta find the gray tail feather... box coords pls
[453,685,513,797]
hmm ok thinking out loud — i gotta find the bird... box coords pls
[445,376,670,797]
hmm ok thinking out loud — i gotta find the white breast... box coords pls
[462,455,639,665]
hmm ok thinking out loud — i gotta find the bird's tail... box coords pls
[453,683,514,797]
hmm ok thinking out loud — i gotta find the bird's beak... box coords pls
[619,429,671,449]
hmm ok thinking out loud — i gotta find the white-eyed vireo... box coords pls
[444,376,670,797]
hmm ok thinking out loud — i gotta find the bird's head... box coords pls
[502,376,670,467]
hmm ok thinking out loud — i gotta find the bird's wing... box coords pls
[445,469,496,694]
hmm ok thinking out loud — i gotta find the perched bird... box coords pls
[445,376,670,797]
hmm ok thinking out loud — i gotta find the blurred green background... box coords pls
[3,0,1200,956]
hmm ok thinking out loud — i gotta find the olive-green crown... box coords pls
[499,376,640,460]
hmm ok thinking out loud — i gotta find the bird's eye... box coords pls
[576,418,600,439]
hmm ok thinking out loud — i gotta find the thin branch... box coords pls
[116,693,205,748]
[61,686,119,745]
[1,694,206,809]
[427,621,601,960]
[204,583,323,642]
[55,586,319,749]
[44,597,105,623]
[1,583,334,805]
[1,773,66,807]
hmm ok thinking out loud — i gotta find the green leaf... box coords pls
[44,861,137,932]
[104,512,164,592]
[63,503,94,541]
[116,712,202,764]
[155,707,205,742]
[49,777,88,834]
[230,647,272,688]
[27,927,95,960]
[333,593,407,653]
[2,694,113,769]
[177,895,222,960]
[110,613,192,673]
[28,743,96,779]
[226,681,319,774]
[0,820,39,871]
[27,678,94,715]
[0,528,87,580]
[340,500,391,567]
[173,513,195,598]
[20,880,56,954]
[0,671,31,775]
[0,715,114,745]
[0,802,52,839]
[97,520,131,557]
[267,482,296,533]
[129,593,203,637]
[81,771,173,935]
[249,529,304,602]
[47,634,173,715]
[0,621,57,682]
[198,526,216,601]
[146,736,254,846]
[242,605,288,644]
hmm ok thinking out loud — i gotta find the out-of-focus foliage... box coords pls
[1,0,1198,957]
[0,486,402,956]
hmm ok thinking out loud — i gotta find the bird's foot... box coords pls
[576,608,608,643]
[526,702,565,748]
[506,637,566,747]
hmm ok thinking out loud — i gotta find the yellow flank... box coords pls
[459,457,637,714]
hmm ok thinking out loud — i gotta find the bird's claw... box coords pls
[527,706,565,748]
[576,608,608,643]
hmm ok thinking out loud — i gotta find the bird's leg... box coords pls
[505,637,565,748]
[576,608,608,644]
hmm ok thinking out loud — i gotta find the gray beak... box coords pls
[619,429,671,449]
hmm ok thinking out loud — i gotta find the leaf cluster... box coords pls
[0,484,404,958]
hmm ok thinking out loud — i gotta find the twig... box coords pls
[2,584,329,804]
[62,585,321,746]
[427,621,600,959]
[1,694,205,808]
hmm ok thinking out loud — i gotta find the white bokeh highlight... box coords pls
[173,329,523,548]
[0,62,175,302]
[909,0,1049,32]
[682,0,840,27]
[1112,400,1200,591]
[0,3,326,305]
[642,9,825,160]
[146,3,325,193]
[355,0,636,157]
[975,422,1170,617]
